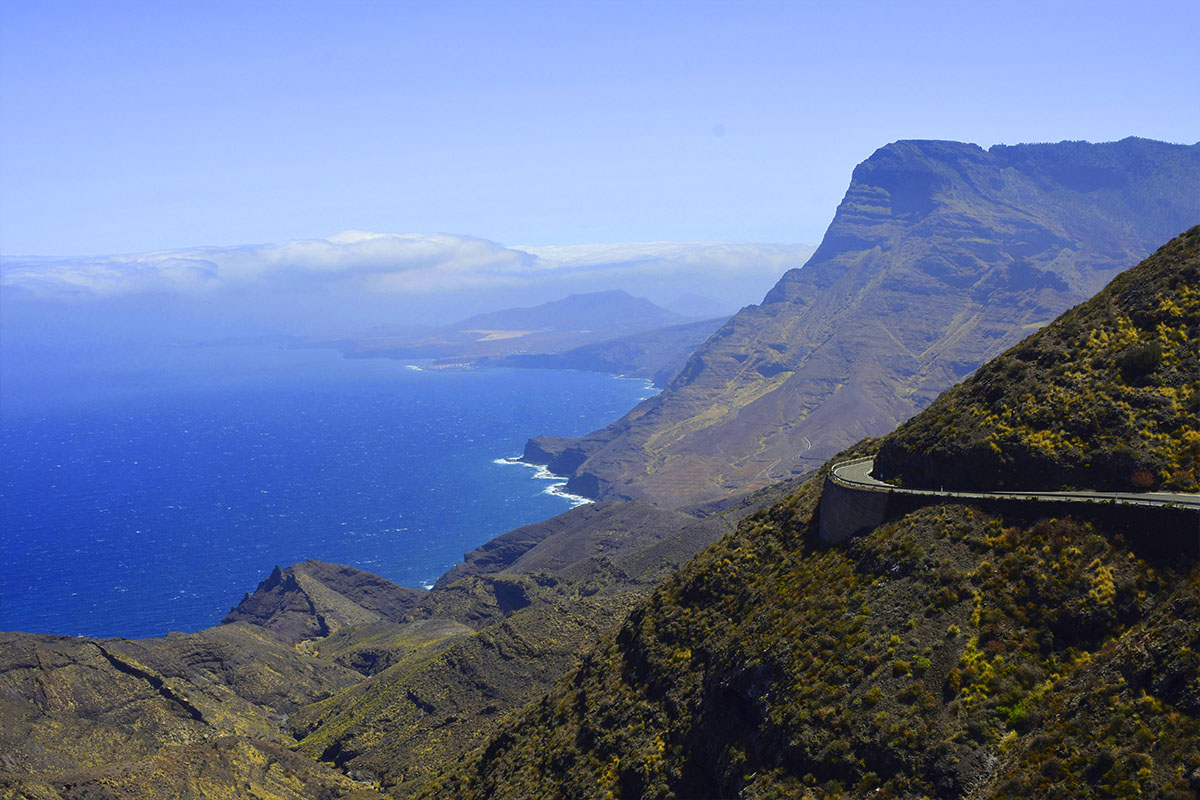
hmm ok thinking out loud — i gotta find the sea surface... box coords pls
[0,344,653,639]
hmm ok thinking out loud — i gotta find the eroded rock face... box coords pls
[0,626,378,799]
[221,559,427,643]
[533,138,1200,507]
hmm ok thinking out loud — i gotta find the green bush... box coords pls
[1118,341,1163,383]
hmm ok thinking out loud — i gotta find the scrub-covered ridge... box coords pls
[416,230,1200,799]
[876,226,1200,492]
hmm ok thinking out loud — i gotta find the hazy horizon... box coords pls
[5,1,1197,380]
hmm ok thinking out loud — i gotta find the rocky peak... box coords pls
[221,559,426,643]
[526,138,1200,508]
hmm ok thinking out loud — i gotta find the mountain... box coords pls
[222,558,428,643]
[454,289,685,333]
[875,226,1200,492]
[6,140,1199,799]
[416,229,1200,799]
[0,575,393,799]
[284,502,728,795]
[333,290,690,363]
[0,500,732,799]
[523,138,1200,507]
[480,316,728,388]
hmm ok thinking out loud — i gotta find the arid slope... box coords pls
[528,138,1200,507]
[418,230,1200,800]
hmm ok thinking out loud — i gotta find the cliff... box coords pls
[528,138,1200,507]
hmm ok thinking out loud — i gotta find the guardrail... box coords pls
[829,458,1200,510]
[819,457,1200,548]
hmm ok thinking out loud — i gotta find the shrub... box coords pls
[1118,341,1162,383]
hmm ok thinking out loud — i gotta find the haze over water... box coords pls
[0,344,652,639]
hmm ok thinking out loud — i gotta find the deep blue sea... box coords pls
[0,345,652,639]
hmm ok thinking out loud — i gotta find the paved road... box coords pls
[831,457,1200,511]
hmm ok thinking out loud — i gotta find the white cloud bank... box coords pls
[1,232,814,302]
[0,232,534,297]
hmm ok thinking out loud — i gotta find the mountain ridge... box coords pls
[876,225,1200,492]
[332,289,690,363]
[416,227,1200,800]
[525,137,1200,508]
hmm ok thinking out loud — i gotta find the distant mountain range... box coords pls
[480,317,728,388]
[330,289,697,363]
[524,137,1200,507]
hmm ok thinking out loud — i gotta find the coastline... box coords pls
[2,354,651,640]
[402,357,661,395]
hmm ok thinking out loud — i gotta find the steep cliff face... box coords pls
[529,138,1200,507]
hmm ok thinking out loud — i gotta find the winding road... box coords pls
[830,456,1200,511]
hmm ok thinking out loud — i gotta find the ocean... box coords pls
[0,344,652,639]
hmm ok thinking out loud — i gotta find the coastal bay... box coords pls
[0,343,653,639]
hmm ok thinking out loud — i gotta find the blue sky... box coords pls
[4,0,1197,258]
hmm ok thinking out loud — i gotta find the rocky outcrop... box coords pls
[435,501,725,589]
[221,559,426,643]
[529,138,1200,507]
[519,435,591,476]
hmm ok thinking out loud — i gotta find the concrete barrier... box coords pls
[816,477,890,543]
[817,459,1200,560]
